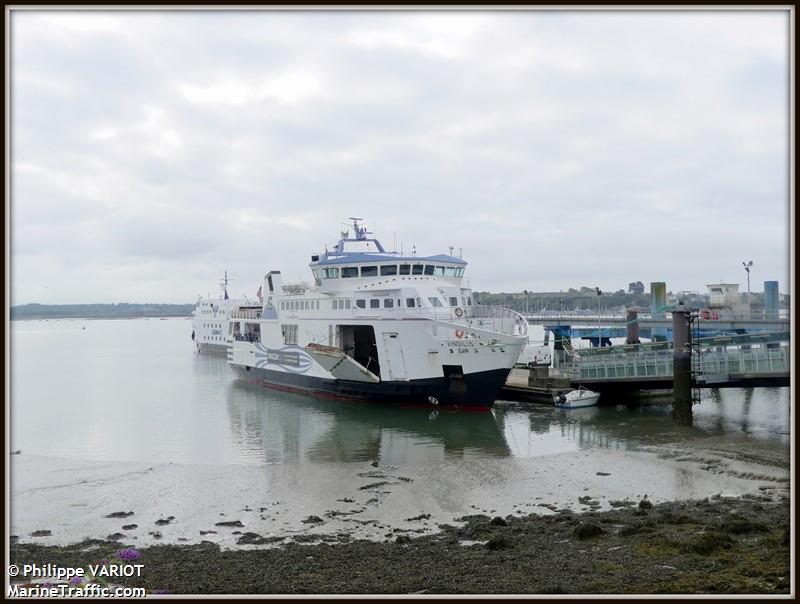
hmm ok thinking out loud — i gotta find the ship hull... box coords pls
[231,363,512,409]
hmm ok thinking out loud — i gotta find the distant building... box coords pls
[628,281,645,295]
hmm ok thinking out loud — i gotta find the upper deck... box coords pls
[308,219,467,293]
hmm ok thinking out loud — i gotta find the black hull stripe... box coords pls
[231,365,511,409]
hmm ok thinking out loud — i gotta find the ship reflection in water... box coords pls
[225,381,512,464]
[224,366,790,465]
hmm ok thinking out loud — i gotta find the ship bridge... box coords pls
[308,218,467,293]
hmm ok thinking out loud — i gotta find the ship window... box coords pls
[316,301,320,310]
[424,265,435,275]
[412,264,424,275]
[282,324,298,345]
[380,265,397,276]
[333,300,339,310]
[449,297,458,307]
[361,266,378,277]
[435,266,446,276]
[345,299,350,309]
[356,299,366,309]
[417,297,422,307]
[384,299,394,308]
[324,267,340,279]
[445,267,458,277]
[457,267,464,277]
[370,299,380,309]
[406,298,415,308]
[397,298,401,307]
[399,264,411,275]
[467,296,472,306]
[312,269,322,285]
[462,296,467,306]
[428,297,443,307]
[342,267,358,278]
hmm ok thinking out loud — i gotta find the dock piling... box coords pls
[625,308,640,344]
[672,307,693,425]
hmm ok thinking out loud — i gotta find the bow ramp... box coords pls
[305,343,380,383]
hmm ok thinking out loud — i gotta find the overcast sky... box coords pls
[10,9,790,304]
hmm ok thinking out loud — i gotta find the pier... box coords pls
[501,329,790,403]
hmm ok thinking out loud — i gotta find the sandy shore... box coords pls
[10,495,790,595]
[10,420,791,595]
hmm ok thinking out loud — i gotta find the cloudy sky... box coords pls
[10,9,790,304]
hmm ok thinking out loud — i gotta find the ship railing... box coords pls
[398,304,527,337]
[230,308,262,320]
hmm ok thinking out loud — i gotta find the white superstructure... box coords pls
[191,271,259,355]
[226,219,528,408]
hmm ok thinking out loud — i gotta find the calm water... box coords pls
[10,318,790,466]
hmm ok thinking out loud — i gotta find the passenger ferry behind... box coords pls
[227,219,528,409]
[192,271,260,355]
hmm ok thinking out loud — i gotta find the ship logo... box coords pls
[254,343,313,374]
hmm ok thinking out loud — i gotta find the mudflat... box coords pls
[10,495,790,595]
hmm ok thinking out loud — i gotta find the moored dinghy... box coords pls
[554,386,600,408]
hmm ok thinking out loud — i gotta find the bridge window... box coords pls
[428,297,443,307]
[342,267,358,278]
[435,266,446,276]
[370,299,380,309]
[399,264,411,275]
[467,296,472,305]
[424,265,435,276]
[380,265,397,276]
[445,267,458,277]
[384,299,394,308]
[324,267,340,279]
[456,267,465,277]
[361,266,378,277]
[406,298,416,308]
[449,297,458,307]
[356,299,366,309]
[412,264,424,275]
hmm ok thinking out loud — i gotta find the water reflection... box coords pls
[494,386,789,458]
[225,381,512,464]
[224,375,790,465]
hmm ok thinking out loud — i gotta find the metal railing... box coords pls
[230,309,262,320]
[349,304,528,337]
[556,341,790,383]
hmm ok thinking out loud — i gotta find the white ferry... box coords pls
[191,271,260,355]
[226,219,528,409]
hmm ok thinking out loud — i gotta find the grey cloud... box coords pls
[10,10,790,303]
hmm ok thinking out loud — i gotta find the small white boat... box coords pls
[554,387,600,408]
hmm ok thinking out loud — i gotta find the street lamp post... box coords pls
[742,260,753,307]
